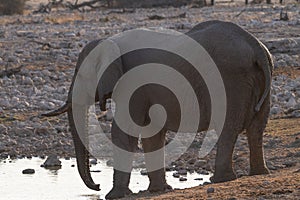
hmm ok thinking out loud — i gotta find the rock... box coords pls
[0,124,8,134]
[187,158,196,165]
[140,169,148,175]
[0,141,5,153]
[203,181,211,185]
[270,105,281,115]
[0,99,11,107]
[194,177,203,181]
[12,127,33,137]
[64,32,77,37]
[175,160,185,167]
[283,161,296,167]
[286,96,297,108]
[22,169,35,174]
[291,110,300,118]
[236,170,244,178]
[41,69,51,77]
[165,165,174,171]
[207,187,215,193]
[173,172,180,178]
[41,155,62,169]
[179,177,187,181]
[177,169,187,175]
[90,158,97,165]
[90,170,101,173]
[198,169,210,175]
[106,159,113,166]
[7,56,19,63]
[194,160,206,168]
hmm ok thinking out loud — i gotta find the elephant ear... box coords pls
[97,40,123,107]
[73,39,123,107]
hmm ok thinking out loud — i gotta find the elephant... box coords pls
[42,20,273,199]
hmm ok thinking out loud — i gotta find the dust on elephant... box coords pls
[43,20,273,199]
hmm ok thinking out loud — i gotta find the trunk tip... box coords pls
[89,184,100,191]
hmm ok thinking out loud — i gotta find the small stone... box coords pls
[187,158,196,165]
[173,172,180,178]
[286,96,297,108]
[64,32,76,37]
[236,169,244,178]
[90,170,101,173]
[207,187,215,193]
[7,56,19,63]
[194,160,206,168]
[179,177,187,181]
[0,124,8,134]
[12,127,33,137]
[165,166,174,171]
[140,169,148,175]
[263,181,270,186]
[270,105,281,115]
[42,155,62,169]
[90,158,97,165]
[291,110,300,118]
[283,161,296,167]
[22,77,34,85]
[42,69,51,77]
[22,169,35,174]
[71,164,75,167]
[194,177,203,181]
[198,170,209,175]
[106,159,113,166]
[177,169,187,175]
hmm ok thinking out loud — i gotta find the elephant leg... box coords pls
[246,99,270,176]
[105,121,138,199]
[212,126,240,183]
[141,130,172,192]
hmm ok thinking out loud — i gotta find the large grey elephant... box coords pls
[43,20,273,199]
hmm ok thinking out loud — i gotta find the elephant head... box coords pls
[42,39,123,191]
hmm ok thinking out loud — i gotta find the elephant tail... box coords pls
[254,41,273,112]
[41,101,70,117]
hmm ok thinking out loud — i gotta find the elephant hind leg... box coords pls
[246,97,270,176]
[141,130,172,192]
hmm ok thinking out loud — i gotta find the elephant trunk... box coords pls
[68,107,100,191]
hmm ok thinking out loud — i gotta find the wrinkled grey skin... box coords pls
[43,20,273,199]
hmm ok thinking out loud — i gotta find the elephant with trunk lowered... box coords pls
[43,20,273,199]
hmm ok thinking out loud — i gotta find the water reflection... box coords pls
[0,157,211,200]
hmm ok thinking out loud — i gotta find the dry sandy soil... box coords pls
[0,0,299,199]
[121,117,300,200]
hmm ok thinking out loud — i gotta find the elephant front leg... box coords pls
[105,121,138,199]
[212,126,239,183]
[142,130,172,192]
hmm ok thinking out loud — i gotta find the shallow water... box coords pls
[0,157,211,200]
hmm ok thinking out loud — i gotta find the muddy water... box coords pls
[0,157,211,200]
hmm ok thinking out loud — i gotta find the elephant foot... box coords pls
[210,172,236,183]
[105,187,132,199]
[148,183,173,193]
[249,166,270,176]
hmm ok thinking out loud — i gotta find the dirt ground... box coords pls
[123,117,300,200]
